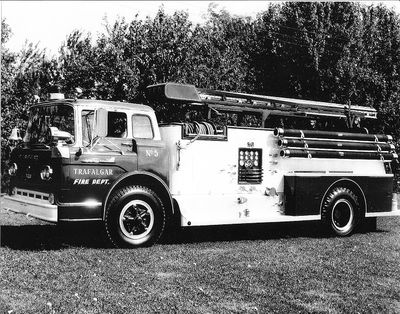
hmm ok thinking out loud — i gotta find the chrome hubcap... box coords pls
[332,199,354,233]
[119,200,154,240]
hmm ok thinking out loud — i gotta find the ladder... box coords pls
[146,82,377,122]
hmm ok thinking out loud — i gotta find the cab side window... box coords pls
[107,112,127,138]
[132,115,153,139]
[82,110,94,145]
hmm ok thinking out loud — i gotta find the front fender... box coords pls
[102,170,174,220]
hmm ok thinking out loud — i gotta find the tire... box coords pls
[104,185,166,248]
[321,187,360,236]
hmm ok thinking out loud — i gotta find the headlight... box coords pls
[8,163,18,176]
[40,165,53,181]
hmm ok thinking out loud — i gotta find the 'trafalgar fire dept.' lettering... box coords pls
[73,168,113,176]
[73,178,110,185]
[72,168,113,184]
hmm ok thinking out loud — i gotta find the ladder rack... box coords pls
[146,82,377,120]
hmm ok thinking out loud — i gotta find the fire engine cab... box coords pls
[4,83,400,247]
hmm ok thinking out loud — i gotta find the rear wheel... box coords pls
[321,187,360,236]
[104,185,166,248]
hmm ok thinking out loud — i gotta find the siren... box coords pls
[74,87,83,99]
[9,128,22,141]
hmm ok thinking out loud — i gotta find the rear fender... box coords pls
[319,178,367,215]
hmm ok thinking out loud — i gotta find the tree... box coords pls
[130,8,195,97]
[1,19,17,139]
[187,5,255,91]
[59,30,98,98]
[94,17,139,101]
[1,20,58,189]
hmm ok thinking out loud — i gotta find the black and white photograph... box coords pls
[1,1,400,312]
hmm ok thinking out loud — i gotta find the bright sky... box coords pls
[1,1,270,56]
[2,1,400,57]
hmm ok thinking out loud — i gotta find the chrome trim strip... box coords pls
[81,157,116,163]
[58,218,102,222]
[289,174,393,177]
[182,214,322,227]
[58,201,102,208]
[365,211,400,217]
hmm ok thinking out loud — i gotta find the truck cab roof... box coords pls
[32,99,154,113]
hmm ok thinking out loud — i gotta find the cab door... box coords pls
[132,114,169,184]
[60,109,137,220]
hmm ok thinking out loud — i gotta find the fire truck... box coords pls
[3,83,400,247]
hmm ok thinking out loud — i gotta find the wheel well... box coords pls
[320,178,367,216]
[103,173,174,220]
[171,198,182,228]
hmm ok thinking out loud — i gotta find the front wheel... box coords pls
[321,187,360,236]
[104,185,166,248]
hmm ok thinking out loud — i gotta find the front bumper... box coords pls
[2,188,57,222]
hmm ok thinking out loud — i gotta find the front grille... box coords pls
[238,148,263,184]
[15,188,49,201]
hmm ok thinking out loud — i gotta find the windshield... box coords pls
[24,104,75,144]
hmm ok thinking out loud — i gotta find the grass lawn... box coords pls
[0,205,399,314]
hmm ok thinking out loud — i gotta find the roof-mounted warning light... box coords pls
[49,93,65,100]
[48,85,65,100]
